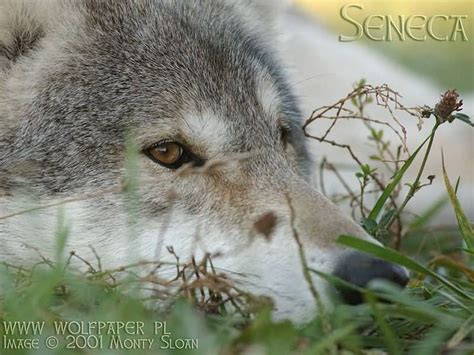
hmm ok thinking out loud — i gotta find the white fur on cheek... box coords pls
[0,197,336,324]
[151,209,336,323]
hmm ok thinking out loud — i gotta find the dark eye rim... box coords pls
[144,140,205,170]
[280,125,292,148]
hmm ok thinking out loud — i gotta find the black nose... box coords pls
[333,251,409,305]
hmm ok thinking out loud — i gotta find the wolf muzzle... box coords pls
[333,251,409,305]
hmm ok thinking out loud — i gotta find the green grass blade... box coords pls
[308,324,357,354]
[446,315,474,350]
[368,135,431,222]
[366,291,401,355]
[442,153,474,251]
[312,270,465,324]
[337,235,473,300]
[411,326,454,355]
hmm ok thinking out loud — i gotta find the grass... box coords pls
[1,83,473,354]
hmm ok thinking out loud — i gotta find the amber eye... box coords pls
[145,141,187,169]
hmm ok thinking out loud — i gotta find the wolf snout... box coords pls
[333,251,409,305]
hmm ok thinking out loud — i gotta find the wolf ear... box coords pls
[0,0,48,70]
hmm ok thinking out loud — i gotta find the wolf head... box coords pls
[0,0,407,322]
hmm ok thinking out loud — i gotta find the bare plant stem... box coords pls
[286,194,333,340]
[359,178,368,219]
[306,131,401,214]
[386,123,440,230]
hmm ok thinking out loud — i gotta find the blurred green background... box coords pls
[296,0,474,93]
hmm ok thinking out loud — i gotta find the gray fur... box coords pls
[1,0,308,194]
[0,0,378,322]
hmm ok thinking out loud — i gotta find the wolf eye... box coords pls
[145,141,190,169]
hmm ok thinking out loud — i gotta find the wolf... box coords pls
[0,0,408,323]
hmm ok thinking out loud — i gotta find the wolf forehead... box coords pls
[34,0,298,133]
